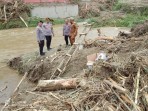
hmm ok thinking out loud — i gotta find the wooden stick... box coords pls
[125,94,141,111]
[0,8,3,16]
[26,91,67,104]
[1,72,28,111]
[3,5,7,22]
[140,85,148,92]
[51,56,58,63]
[104,80,128,93]
[15,107,25,111]
[135,67,141,104]
[19,16,28,27]
[142,93,148,111]
[0,85,7,92]
[121,94,132,105]
[90,101,100,111]
[112,89,132,111]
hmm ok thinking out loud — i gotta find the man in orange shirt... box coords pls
[69,18,78,45]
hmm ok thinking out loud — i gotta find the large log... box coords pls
[35,78,79,91]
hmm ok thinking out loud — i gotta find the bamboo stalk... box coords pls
[135,67,141,104]
[104,80,128,93]
[112,89,132,111]
[3,5,7,22]
[19,15,28,27]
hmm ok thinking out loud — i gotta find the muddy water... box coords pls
[0,25,129,107]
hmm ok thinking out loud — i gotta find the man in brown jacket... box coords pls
[69,18,78,45]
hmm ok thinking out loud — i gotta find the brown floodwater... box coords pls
[0,24,130,107]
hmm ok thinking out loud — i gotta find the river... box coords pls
[0,25,129,108]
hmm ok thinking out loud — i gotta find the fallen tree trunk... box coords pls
[35,78,79,91]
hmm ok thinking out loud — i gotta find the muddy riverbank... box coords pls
[0,23,130,109]
[0,25,66,108]
[3,22,148,111]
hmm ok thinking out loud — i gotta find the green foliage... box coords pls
[0,19,26,30]
[87,1,148,28]
[0,17,85,30]
[113,1,148,16]
[113,2,130,11]
[28,17,65,26]
[88,14,148,28]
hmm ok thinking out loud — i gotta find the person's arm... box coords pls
[36,28,40,43]
[42,23,46,29]
[74,24,78,36]
[63,25,65,36]
[51,26,54,37]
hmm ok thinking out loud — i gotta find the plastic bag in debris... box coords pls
[95,52,107,61]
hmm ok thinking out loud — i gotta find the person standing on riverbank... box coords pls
[36,21,45,56]
[63,19,71,47]
[69,18,78,45]
[43,18,54,51]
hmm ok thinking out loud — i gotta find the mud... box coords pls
[6,33,148,111]
[0,24,133,110]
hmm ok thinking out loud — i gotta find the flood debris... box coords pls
[0,0,30,27]
[4,22,148,111]
[78,0,117,18]
[118,20,148,38]
[35,78,80,91]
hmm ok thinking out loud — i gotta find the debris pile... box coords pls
[118,20,148,38]
[131,20,148,37]
[5,22,148,111]
[0,0,30,27]
[78,0,117,18]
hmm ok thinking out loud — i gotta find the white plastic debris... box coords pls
[95,52,107,61]
[87,61,94,70]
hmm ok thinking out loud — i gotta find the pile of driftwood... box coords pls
[0,0,30,27]
[79,0,117,18]
[4,33,148,111]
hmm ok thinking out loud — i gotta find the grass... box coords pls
[0,17,86,30]
[28,17,65,27]
[87,0,148,28]
[113,1,148,15]
[87,14,148,28]
[0,19,26,30]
